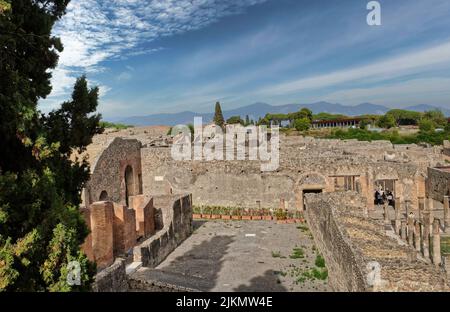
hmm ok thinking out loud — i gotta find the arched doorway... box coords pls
[125,165,135,207]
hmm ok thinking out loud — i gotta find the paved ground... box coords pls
[132,220,331,292]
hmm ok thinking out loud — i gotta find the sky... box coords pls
[39,0,450,119]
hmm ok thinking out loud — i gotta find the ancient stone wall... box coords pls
[133,194,193,268]
[140,136,431,212]
[427,167,450,202]
[305,192,449,292]
[83,137,143,206]
[92,258,128,292]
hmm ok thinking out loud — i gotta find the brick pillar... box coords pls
[90,201,114,269]
[444,196,450,231]
[126,208,137,252]
[80,207,94,262]
[433,219,441,266]
[414,221,421,253]
[394,199,401,234]
[401,221,407,240]
[113,203,137,256]
[407,213,414,246]
[422,212,431,260]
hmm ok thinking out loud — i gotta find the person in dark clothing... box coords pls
[375,187,384,206]
[385,189,394,207]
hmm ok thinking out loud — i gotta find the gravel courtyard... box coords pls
[132,220,331,292]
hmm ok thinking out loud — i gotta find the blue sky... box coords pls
[39,0,450,119]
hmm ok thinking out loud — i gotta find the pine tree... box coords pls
[213,102,225,127]
[0,0,100,291]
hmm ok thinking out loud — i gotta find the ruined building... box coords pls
[80,126,450,291]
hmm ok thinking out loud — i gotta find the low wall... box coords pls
[305,192,449,292]
[92,258,128,292]
[133,194,193,268]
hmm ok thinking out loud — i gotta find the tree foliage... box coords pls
[213,102,225,128]
[377,114,396,129]
[226,116,244,125]
[294,118,311,132]
[0,0,101,291]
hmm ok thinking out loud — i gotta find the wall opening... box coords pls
[99,190,109,201]
[302,189,323,210]
[125,165,135,207]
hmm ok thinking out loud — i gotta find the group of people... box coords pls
[374,186,395,207]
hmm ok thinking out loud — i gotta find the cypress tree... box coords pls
[213,102,225,127]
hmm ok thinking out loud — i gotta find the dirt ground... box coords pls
[132,220,331,292]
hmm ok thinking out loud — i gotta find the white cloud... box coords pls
[261,41,450,96]
[321,78,450,107]
[46,0,268,104]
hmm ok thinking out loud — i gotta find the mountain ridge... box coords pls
[113,102,450,126]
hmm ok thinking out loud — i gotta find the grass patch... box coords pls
[315,254,326,268]
[289,247,305,259]
[302,268,328,281]
[296,224,309,232]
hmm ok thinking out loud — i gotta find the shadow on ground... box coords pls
[157,233,234,291]
[233,270,288,292]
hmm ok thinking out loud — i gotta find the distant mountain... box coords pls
[403,104,450,116]
[114,102,450,126]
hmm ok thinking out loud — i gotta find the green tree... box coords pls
[0,0,99,291]
[359,119,370,130]
[423,110,447,128]
[226,116,244,125]
[213,102,225,128]
[377,114,396,129]
[245,115,250,126]
[299,108,313,121]
[419,119,435,133]
[294,118,311,132]
[386,109,422,126]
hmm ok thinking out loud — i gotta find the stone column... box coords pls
[414,221,421,253]
[394,198,401,235]
[422,212,431,260]
[433,219,441,266]
[444,196,450,231]
[90,201,114,269]
[418,197,425,221]
[407,213,415,246]
[401,221,407,240]
[405,200,411,218]
[426,197,434,221]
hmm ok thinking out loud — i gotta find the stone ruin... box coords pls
[77,137,192,291]
[78,126,450,291]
